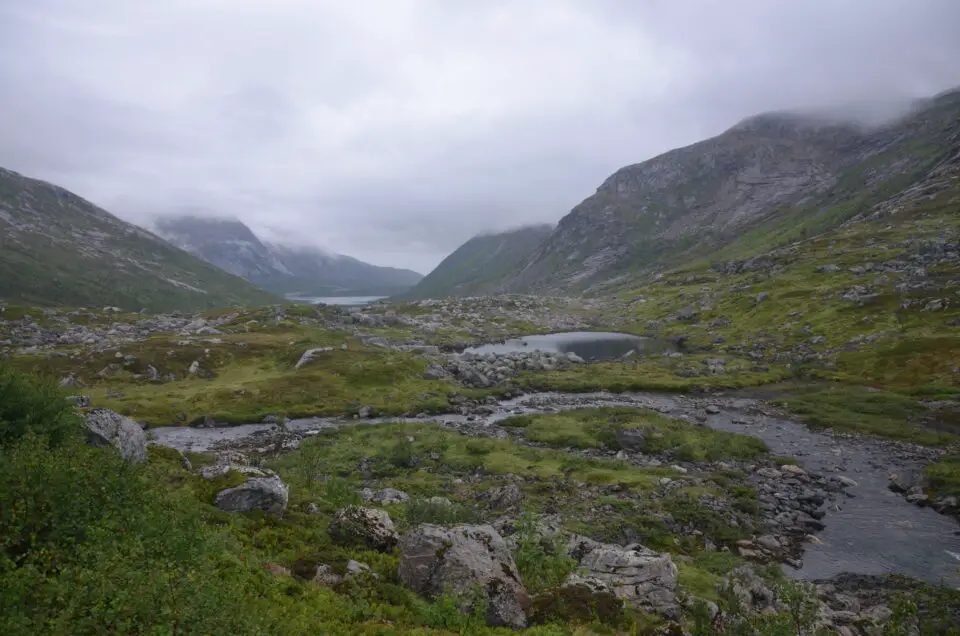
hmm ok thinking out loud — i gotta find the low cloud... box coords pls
[2,0,959,273]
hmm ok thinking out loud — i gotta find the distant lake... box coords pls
[285,294,386,307]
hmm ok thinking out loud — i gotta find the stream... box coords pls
[151,390,960,589]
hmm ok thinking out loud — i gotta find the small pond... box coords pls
[463,331,675,362]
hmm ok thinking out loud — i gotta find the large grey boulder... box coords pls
[329,506,398,552]
[213,474,289,517]
[398,524,530,629]
[572,542,678,615]
[84,408,147,463]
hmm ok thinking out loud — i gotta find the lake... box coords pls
[463,331,675,361]
[285,295,386,307]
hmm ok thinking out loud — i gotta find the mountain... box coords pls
[395,225,553,300]
[0,168,280,312]
[154,215,422,297]
[501,87,960,293]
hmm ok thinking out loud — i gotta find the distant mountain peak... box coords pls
[154,214,421,297]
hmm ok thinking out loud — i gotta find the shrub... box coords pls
[512,512,577,594]
[0,363,81,448]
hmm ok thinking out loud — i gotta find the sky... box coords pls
[2,1,960,274]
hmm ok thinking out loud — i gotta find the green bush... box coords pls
[0,363,82,448]
[513,512,577,594]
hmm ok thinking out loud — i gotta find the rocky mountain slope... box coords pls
[155,215,422,297]
[504,86,960,293]
[395,224,553,300]
[0,168,280,312]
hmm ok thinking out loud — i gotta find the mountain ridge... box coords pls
[154,215,422,297]
[394,224,553,300]
[0,167,280,312]
[494,86,960,294]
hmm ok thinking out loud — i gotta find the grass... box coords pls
[775,385,957,446]
[499,407,768,461]
[925,455,960,498]
[6,319,475,426]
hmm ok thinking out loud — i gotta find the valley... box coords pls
[2,86,959,634]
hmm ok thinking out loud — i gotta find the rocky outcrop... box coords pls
[84,408,147,463]
[398,524,530,629]
[570,541,679,616]
[328,506,398,552]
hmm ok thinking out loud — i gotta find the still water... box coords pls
[285,295,386,307]
[463,331,675,361]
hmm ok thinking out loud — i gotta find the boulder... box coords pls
[213,474,289,517]
[398,524,530,629]
[573,543,678,615]
[329,506,398,552]
[84,408,147,463]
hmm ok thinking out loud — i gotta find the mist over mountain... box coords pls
[154,214,422,297]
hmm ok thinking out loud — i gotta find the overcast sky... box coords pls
[2,0,960,273]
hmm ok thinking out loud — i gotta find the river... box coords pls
[150,390,960,589]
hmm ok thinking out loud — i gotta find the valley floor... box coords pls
[1,175,958,633]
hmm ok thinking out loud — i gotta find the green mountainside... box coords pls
[502,87,960,293]
[0,167,280,312]
[394,224,553,300]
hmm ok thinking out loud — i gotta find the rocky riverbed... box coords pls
[151,390,960,591]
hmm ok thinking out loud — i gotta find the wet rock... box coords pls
[398,524,529,629]
[213,474,289,517]
[84,408,147,463]
[329,506,398,552]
